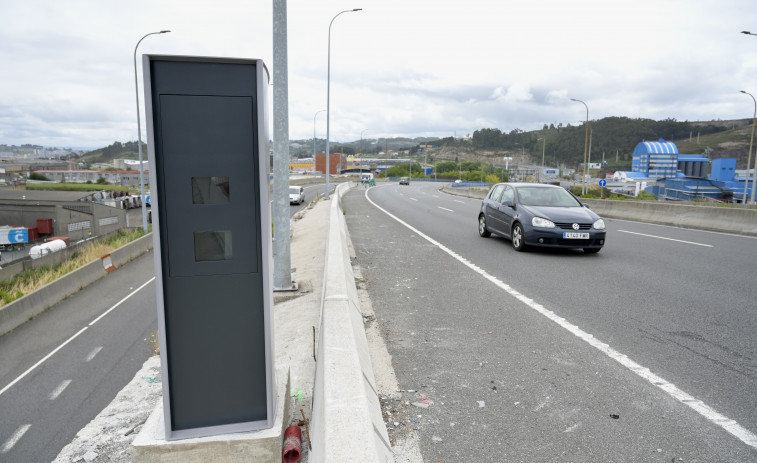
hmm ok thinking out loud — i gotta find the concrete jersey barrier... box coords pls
[310,183,393,462]
[0,234,153,338]
[441,185,757,237]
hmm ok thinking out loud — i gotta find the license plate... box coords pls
[563,232,589,239]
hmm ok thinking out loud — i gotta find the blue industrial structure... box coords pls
[632,139,679,179]
[629,139,754,202]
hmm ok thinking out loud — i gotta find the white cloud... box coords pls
[1,0,756,147]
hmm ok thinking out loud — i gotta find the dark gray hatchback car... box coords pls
[478,183,606,253]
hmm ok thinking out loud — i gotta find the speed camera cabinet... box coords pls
[143,55,275,440]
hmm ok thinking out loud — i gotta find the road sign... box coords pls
[598,179,607,187]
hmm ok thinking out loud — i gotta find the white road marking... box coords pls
[85,346,103,362]
[410,197,418,201]
[1,424,31,453]
[48,379,72,400]
[89,277,155,326]
[0,278,154,398]
[618,230,713,247]
[454,200,465,204]
[0,327,87,398]
[437,206,454,212]
[365,189,757,450]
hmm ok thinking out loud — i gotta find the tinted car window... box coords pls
[516,187,581,207]
[501,186,515,203]
[489,184,505,202]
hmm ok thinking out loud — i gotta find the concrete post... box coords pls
[273,0,293,289]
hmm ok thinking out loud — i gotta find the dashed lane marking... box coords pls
[364,188,757,450]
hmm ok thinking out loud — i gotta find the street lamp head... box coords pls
[353,8,363,11]
[160,30,171,34]
[741,90,748,94]
[742,31,752,35]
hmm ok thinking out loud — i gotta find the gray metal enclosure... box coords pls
[143,55,275,440]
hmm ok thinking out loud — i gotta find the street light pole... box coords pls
[571,98,589,195]
[741,90,756,204]
[537,136,546,183]
[360,129,368,156]
[325,8,362,199]
[133,30,170,233]
[313,109,326,159]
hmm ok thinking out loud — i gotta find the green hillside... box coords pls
[80,141,146,164]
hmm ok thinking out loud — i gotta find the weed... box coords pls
[0,228,145,308]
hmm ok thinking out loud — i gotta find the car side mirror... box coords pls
[583,203,591,209]
[502,200,514,208]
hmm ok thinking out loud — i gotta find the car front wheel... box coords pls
[511,223,526,251]
[478,214,491,237]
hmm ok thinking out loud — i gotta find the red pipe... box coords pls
[282,425,302,463]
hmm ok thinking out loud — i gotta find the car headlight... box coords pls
[532,217,555,228]
[593,219,606,230]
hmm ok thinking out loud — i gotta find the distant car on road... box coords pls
[478,183,606,253]
[399,177,409,185]
[289,186,305,205]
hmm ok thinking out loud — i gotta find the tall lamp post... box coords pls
[313,109,326,159]
[133,30,170,233]
[537,136,546,183]
[741,90,756,204]
[571,98,589,195]
[325,8,362,199]
[360,129,369,156]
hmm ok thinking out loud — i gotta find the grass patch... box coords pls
[0,228,146,308]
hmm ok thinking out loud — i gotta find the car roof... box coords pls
[493,183,564,189]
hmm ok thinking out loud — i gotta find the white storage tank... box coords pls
[29,239,67,259]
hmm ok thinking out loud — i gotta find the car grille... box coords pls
[554,222,592,230]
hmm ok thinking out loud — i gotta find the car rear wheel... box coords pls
[478,214,491,237]
[511,223,526,251]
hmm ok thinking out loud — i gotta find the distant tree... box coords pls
[28,172,49,181]
[436,161,459,173]
[96,177,107,184]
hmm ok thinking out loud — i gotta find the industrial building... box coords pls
[631,139,679,179]
[629,139,755,202]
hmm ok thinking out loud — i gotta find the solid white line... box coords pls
[0,327,87,398]
[1,424,31,453]
[0,278,154,398]
[365,189,757,450]
[437,206,454,212]
[617,230,713,247]
[454,200,464,204]
[85,346,103,362]
[48,379,72,400]
[88,277,155,326]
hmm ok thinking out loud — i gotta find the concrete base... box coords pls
[132,367,291,463]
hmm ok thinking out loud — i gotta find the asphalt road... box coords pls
[0,252,157,462]
[0,181,324,462]
[343,181,757,462]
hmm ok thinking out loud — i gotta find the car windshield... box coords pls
[516,187,581,207]
[289,187,300,194]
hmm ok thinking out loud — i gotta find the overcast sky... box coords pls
[1,0,756,149]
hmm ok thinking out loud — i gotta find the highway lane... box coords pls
[344,181,757,461]
[0,252,157,462]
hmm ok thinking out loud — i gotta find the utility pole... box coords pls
[272,0,294,290]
